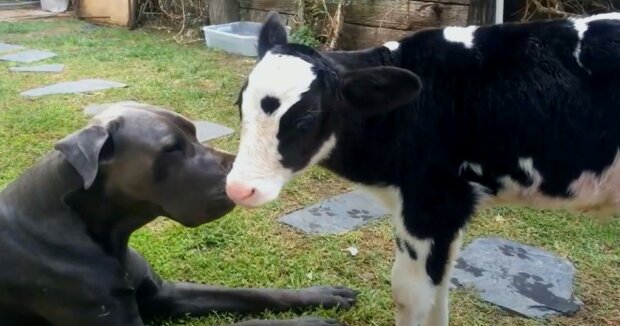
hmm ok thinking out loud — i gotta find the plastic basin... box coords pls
[202,21,290,57]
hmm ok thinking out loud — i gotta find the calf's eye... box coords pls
[296,116,317,132]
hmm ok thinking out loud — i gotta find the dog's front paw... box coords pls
[301,286,358,310]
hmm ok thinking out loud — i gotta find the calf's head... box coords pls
[226,12,422,207]
[56,104,235,227]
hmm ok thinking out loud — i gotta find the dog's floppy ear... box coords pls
[55,124,112,190]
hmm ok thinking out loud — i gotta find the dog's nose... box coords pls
[225,182,256,204]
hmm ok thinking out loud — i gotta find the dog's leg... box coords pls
[228,317,342,326]
[140,282,356,319]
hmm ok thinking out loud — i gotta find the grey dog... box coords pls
[0,103,356,326]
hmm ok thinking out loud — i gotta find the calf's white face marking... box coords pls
[443,26,478,49]
[227,51,334,207]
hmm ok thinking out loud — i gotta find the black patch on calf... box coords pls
[235,80,248,119]
[260,96,281,114]
[257,11,288,59]
[395,236,404,252]
[579,20,620,75]
[403,240,418,260]
[395,237,417,260]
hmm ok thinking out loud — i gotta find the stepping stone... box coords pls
[0,42,24,53]
[279,191,388,234]
[450,237,582,319]
[9,63,64,73]
[0,49,56,63]
[194,121,234,143]
[83,100,144,116]
[84,102,234,142]
[21,79,126,98]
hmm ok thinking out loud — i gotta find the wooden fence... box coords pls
[239,0,495,49]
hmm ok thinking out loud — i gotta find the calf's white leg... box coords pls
[423,231,463,326]
[391,236,436,326]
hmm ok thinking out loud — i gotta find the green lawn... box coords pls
[0,18,618,326]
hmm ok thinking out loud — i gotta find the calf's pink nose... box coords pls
[225,182,255,203]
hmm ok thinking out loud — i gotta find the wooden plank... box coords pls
[338,1,469,30]
[238,0,297,14]
[468,0,495,24]
[240,0,468,31]
[239,0,470,11]
[239,8,295,26]
[339,23,411,50]
[77,0,131,26]
[209,0,240,25]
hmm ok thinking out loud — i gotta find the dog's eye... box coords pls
[296,116,317,132]
[162,141,183,154]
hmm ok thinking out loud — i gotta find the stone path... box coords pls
[0,42,24,53]
[9,63,64,73]
[84,101,234,143]
[0,49,57,63]
[450,237,582,318]
[21,79,127,98]
[279,191,388,234]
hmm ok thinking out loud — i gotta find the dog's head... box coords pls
[55,103,235,227]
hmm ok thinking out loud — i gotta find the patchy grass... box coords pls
[1,18,619,326]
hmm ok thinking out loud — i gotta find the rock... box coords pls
[450,237,582,319]
[83,101,144,116]
[9,63,64,73]
[0,49,56,63]
[84,102,234,142]
[279,191,388,234]
[194,121,234,143]
[21,79,126,98]
[0,42,24,53]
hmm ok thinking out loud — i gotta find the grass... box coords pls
[0,18,618,326]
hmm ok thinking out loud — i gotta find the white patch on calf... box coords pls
[243,52,316,121]
[383,41,400,51]
[570,13,620,71]
[308,134,337,166]
[459,161,483,176]
[566,151,620,218]
[227,52,322,206]
[443,26,478,49]
[479,153,620,220]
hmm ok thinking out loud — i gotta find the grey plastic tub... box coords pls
[202,21,290,57]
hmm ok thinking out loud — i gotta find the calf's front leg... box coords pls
[388,178,474,326]
[392,230,464,326]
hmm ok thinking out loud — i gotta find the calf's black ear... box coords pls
[55,125,112,190]
[258,11,288,59]
[339,67,422,114]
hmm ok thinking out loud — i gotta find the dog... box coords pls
[0,103,356,326]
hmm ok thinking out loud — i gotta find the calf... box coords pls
[226,11,620,326]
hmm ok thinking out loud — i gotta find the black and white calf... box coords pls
[226,11,620,325]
